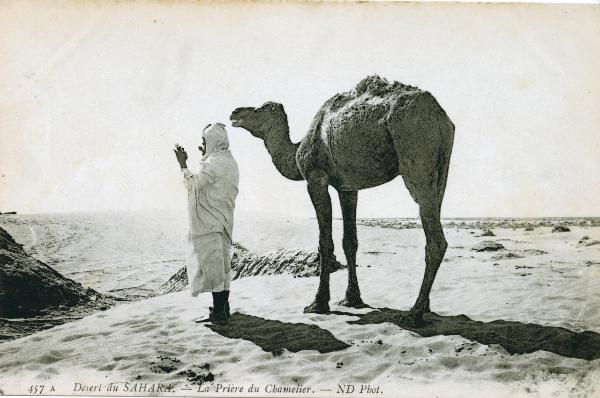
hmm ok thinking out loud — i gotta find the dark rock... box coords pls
[577,236,592,246]
[492,252,524,260]
[0,227,24,253]
[552,225,570,233]
[472,241,505,252]
[522,249,548,256]
[0,227,110,318]
[492,249,546,261]
[578,238,600,248]
[481,229,495,237]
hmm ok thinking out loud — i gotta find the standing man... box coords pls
[173,123,239,324]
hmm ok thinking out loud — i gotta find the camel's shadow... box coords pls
[347,308,600,361]
[205,309,600,361]
[206,312,350,356]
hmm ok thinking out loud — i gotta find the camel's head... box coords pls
[230,102,286,139]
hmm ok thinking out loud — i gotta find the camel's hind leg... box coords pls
[303,170,333,314]
[337,190,367,308]
[401,176,447,327]
[387,91,453,326]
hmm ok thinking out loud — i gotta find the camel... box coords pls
[230,76,454,325]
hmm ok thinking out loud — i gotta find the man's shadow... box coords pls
[206,309,600,361]
[347,308,600,361]
[206,313,350,356]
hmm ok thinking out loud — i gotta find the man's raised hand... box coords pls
[173,144,188,168]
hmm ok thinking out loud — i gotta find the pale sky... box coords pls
[1,2,598,218]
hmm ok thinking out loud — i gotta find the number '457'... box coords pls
[28,385,54,394]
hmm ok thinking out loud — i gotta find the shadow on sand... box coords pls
[206,312,350,355]
[348,308,600,360]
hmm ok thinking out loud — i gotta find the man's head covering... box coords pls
[202,123,229,157]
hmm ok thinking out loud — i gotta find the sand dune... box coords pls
[159,243,344,295]
[0,227,115,341]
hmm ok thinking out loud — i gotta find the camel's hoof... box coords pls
[398,311,426,328]
[303,301,330,314]
[338,297,368,309]
[423,301,431,313]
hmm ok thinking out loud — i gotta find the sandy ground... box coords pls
[1,219,599,397]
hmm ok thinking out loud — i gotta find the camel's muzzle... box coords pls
[230,107,255,127]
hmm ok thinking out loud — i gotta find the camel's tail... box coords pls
[436,117,454,212]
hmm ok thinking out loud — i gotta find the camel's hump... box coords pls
[327,75,422,111]
[354,75,420,97]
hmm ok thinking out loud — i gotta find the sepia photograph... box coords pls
[0,1,599,397]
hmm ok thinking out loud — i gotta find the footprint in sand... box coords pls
[439,356,461,369]
[112,353,147,361]
[61,333,93,342]
[494,370,524,382]
[116,362,136,371]
[155,345,186,356]
[43,367,60,375]
[131,324,158,333]
[98,363,117,371]
[37,349,73,364]
[110,319,141,328]
[1,347,20,355]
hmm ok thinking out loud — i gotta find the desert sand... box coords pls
[0,213,599,397]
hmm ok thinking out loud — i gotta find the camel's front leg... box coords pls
[304,171,333,314]
[337,190,367,308]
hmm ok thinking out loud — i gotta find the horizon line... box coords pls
[1,210,599,220]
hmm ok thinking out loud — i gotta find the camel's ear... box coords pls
[269,103,284,113]
[262,102,284,112]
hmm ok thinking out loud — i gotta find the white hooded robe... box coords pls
[182,123,239,295]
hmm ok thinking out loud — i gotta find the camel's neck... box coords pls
[262,125,304,181]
